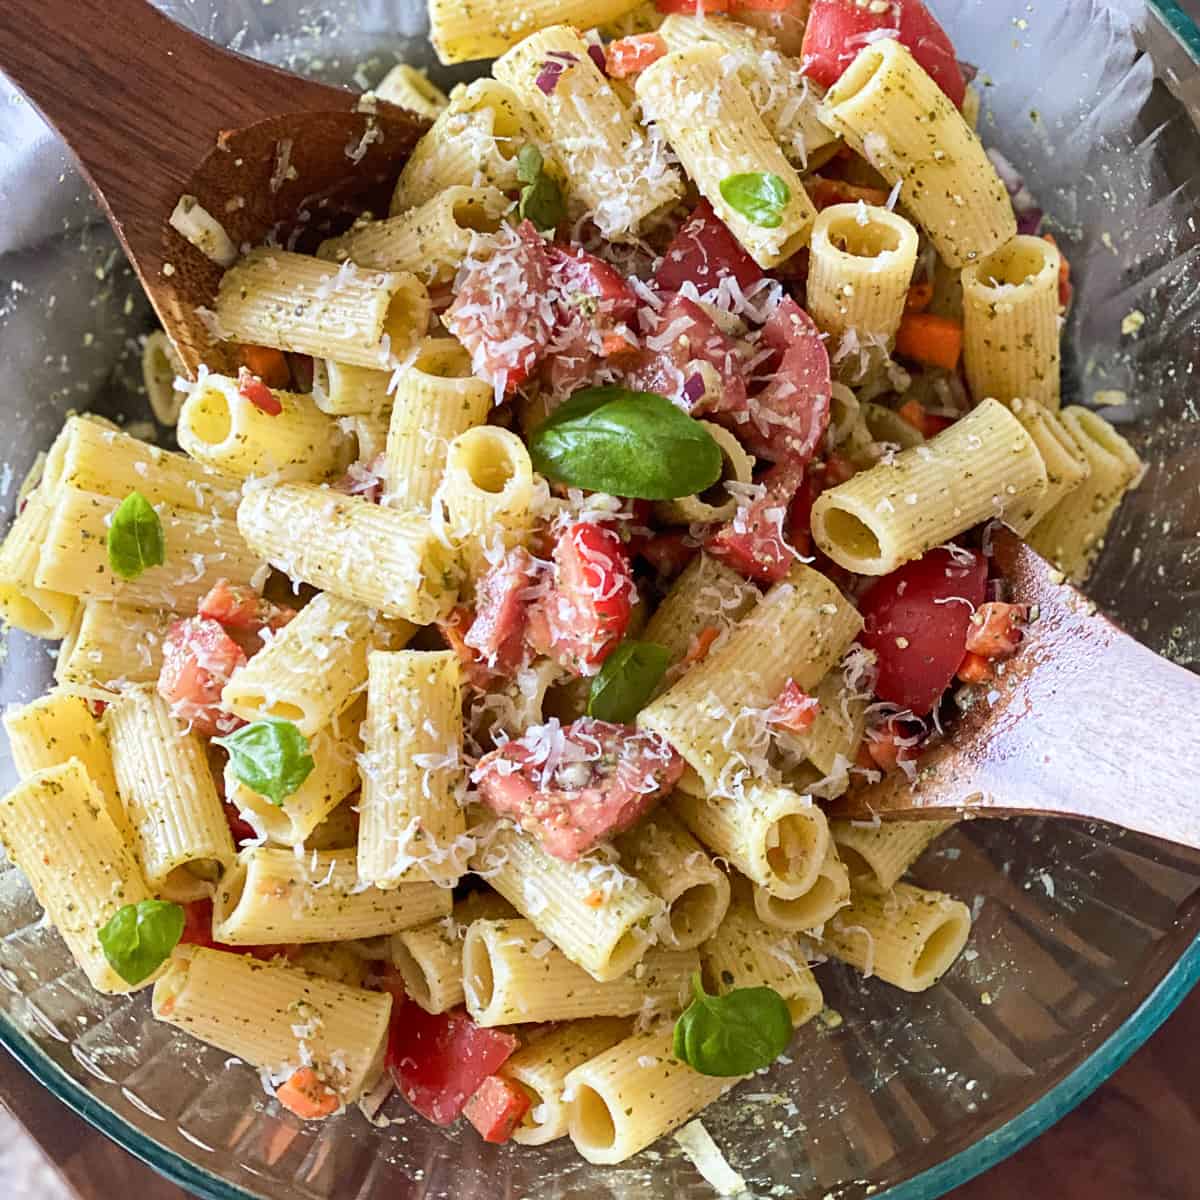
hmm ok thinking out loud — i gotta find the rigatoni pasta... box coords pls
[831,818,956,893]
[55,600,172,693]
[0,490,78,638]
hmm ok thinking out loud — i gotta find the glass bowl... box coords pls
[2,2,1200,1197]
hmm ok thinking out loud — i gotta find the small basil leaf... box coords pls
[215,718,314,805]
[107,490,166,580]
[719,172,791,229]
[516,144,544,186]
[530,387,723,500]
[99,899,185,985]
[588,641,672,722]
[519,173,565,233]
[672,972,792,1077]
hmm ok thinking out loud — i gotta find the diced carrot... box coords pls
[897,399,952,438]
[681,625,721,670]
[236,344,291,389]
[600,331,639,358]
[1043,234,1072,310]
[955,651,994,684]
[275,1068,340,1120]
[894,313,964,371]
[766,679,820,733]
[821,452,859,486]
[905,280,934,313]
[804,176,890,211]
[463,1074,532,1144]
[605,33,668,78]
[965,602,1026,660]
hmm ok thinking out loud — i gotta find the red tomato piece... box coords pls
[528,522,634,675]
[655,200,766,295]
[198,580,296,634]
[743,298,831,467]
[800,0,966,107]
[896,399,953,439]
[444,220,556,395]
[964,601,1026,660]
[955,650,994,684]
[637,530,699,580]
[387,1002,518,1126]
[236,344,290,389]
[804,176,891,211]
[463,1075,532,1144]
[437,606,496,691]
[465,548,537,675]
[158,616,247,737]
[179,898,217,948]
[236,367,282,416]
[373,962,408,1009]
[473,717,685,860]
[707,460,804,584]
[605,33,668,78]
[223,801,259,846]
[629,293,749,417]
[863,723,921,773]
[857,547,988,716]
[766,679,821,732]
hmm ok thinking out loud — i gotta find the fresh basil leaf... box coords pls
[672,972,792,1077]
[588,641,672,722]
[719,172,791,229]
[215,718,314,805]
[107,490,165,580]
[517,144,544,186]
[530,387,723,500]
[519,177,565,233]
[99,899,185,985]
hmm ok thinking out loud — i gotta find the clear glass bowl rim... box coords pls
[1,2,1200,1197]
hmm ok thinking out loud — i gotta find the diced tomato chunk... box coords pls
[437,606,495,691]
[158,616,247,737]
[801,0,966,108]
[463,1075,532,1144]
[236,344,290,389]
[605,33,668,78]
[199,580,296,634]
[373,963,409,1009]
[223,801,259,846]
[804,177,891,211]
[964,602,1026,660]
[896,399,953,439]
[387,1002,518,1126]
[766,679,821,732]
[528,522,634,675]
[444,220,556,395]
[276,1067,340,1120]
[464,548,537,676]
[742,298,831,467]
[955,650,994,684]
[655,200,766,295]
[707,460,804,584]
[863,721,922,773]
[473,717,684,860]
[236,367,282,416]
[179,899,217,949]
[680,625,721,672]
[636,530,699,580]
[857,548,988,716]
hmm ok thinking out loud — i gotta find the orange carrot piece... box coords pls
[894,313,963,371]
[955,651,994,685]
[804,176,890,211]
[897,399,952,439]
[275,1068,340,1120]
[905,280,934,313]
[605,33,668,78]
[237,344,291,389]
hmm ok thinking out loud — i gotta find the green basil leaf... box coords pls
[672,972,793,1077]
[519,172,565,233]
[98,899,184,985]
[719,172,791,229]
[530,387,723,500]
[517,144,544,186]
[107,490,165,580]
[588,640,672,722]
[215,718,314,805]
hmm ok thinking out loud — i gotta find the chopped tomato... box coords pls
[463,1075,532,1144]
[387,1001,518,1126]
[654,0,730,11]
[437,606,496,691]
[857,548,988,716]
[236,367,283,416]
[804,177,891,211]
[548,246,638,329]
[766,679,820,732]
[955,650,994,684]
[465,548,537,675]
[629,293,749,417]
[158,616,247,737]
[707,460,804,584]
[680,625,721,671]
[444,220,555,395]
[863,721,921,773]
[655,200,766,294]
[528,522,634,675]
[199,580,296,634]
[905,280,934,313]
[818,452,859,487]
[373,963,408,1009]
[801,0,966,108]
[742,298,831,467]
[236,344,290,389]
[179,899,216,948]
[606,33,668,78]
[473,717,684,860]
[964,601,1026,660]
[896,399,953,439]
[223,801,259,846]
[636,531,699,580]
[276,1068,340,1120]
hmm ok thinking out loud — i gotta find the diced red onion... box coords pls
[1016,208,1045,236]
[587,43,608,75]
[536,61,566,94]
[682,372,706,405]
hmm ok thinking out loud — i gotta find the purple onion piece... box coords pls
[1016,208,1045,236]
[535,61,565,95]
[546,50,579,61]
[682,373,706,406]
[587,43,608,75]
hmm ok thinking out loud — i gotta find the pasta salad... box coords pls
[0,0,1143,1177]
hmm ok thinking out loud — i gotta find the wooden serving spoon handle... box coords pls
[830,527,1200,850]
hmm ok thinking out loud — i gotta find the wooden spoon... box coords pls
[0,0,430,378]
[829,526,1200,850]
